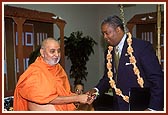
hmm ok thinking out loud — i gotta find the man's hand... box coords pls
[77,94,90,104]
[85,88,98,104]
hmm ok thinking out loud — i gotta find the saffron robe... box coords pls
[13,56,76,111]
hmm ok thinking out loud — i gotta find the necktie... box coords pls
[114,46,119,82]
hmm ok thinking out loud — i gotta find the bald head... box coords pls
[41,38,60,49]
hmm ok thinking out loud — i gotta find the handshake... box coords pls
[76,88,99,105]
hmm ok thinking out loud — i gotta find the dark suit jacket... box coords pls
[96,37,164,111]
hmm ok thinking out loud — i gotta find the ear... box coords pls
[40,48,44,57]
[116,26,121,33]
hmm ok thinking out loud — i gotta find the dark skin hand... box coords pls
[86,88,97,104]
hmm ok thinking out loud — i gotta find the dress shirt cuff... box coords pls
[93,88,99,99]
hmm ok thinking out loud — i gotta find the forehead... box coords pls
[45,40,60,49]
[101,23,114,31]
[75,84,83,89]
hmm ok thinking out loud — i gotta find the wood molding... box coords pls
[4,5,66,24]
[127,12,164,25]
[127,11,164,34]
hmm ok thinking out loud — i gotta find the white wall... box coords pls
[6,2,165,91]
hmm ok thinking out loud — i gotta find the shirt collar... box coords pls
[116,34,127,53]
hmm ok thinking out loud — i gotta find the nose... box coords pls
[55,51,59,56]
[104,36,109,42]
[54,50,60,57]
[103,33,108,40]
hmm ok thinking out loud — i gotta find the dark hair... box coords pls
[101,15,124,32]
[28,46,41,65]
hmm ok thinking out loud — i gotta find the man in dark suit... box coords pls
[88,15,164,111]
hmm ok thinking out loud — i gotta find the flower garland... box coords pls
[107,32,144,103]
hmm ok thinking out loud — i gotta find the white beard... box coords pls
[46,57,61,66]
[55,57,60,64]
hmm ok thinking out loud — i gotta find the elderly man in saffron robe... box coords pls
[13,38,91,111]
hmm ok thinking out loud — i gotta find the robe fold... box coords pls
[13,56,76,111]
